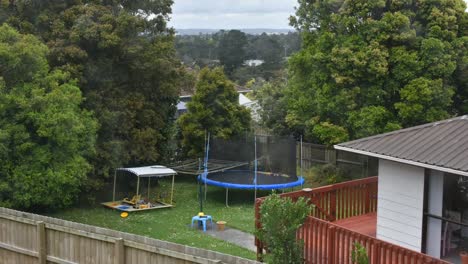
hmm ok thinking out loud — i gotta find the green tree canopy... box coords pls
[218,30,248,75]
[178,67,251,157]
[254,80,290,136]
[1,1,182,187]
[287,0,467,145]
[0,24,98,210]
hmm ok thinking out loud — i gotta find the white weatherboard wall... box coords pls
[377,159,425,252]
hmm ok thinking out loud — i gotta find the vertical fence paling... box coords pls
[1,207,259,264]
[299,217,448,264]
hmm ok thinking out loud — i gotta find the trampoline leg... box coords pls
[204,181,207,201]
[225,188,229,207]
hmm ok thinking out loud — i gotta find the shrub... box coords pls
[313,164,346,185]
[257,193,311,264]
[352,242,369,264]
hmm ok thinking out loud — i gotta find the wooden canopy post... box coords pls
[112,170,117,201]
[170,174,175,205]
[136,176,140,196]
[147,177,150,201]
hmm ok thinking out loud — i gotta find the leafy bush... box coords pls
[352,242,369,264]
[257,193,311,264]
[312,164,346,185]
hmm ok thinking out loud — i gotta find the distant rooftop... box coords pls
[180,84,251,97]
[335,116,468,176]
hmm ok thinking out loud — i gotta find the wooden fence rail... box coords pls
[0,207,259,264]
[296,142,376,178]
[297,217,448,264]
[255,177,447,264]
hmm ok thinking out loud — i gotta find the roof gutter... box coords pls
[334,145,468,177]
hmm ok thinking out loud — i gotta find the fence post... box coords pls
[330,190,336,221]
[327,225,336,264]
[372,241,380,264]
[326,148,337,165]
[114,238,124,264]
[37,221,46,264]
[365,183,371,214]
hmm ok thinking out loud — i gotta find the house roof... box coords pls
[335,115,468,176]
[239,93,252,105]
[177,101,187,111]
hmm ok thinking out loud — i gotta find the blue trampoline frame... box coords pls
[198,172,305,190]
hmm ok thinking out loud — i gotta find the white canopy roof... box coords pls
[116,165,177,178]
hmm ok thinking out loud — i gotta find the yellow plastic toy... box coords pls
[120,212,128,218]
[123,194,141,205]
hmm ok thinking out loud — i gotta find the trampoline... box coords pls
[192,135,305,206]
[200,170,304,190]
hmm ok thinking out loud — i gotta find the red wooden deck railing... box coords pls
[254,177,448,264]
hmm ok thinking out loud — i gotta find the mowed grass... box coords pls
[48,176,274,260]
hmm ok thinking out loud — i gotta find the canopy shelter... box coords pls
[102,165,177,212]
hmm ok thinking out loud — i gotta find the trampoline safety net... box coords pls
[209,135,297,179]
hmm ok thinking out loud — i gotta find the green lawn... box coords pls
[49,174,314,260]
[49,176,270,260]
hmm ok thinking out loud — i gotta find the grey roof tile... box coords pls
[336,115,468,174]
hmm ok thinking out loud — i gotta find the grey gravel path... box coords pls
[196,224,257,252]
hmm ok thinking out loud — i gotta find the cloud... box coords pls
[170,0,296,29]
[173,0,294,14]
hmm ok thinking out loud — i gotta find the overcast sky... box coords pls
[169,0,468,29]
[169,0,296,29]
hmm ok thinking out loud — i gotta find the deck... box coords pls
[255,177,449,263]
[334,212,377,237]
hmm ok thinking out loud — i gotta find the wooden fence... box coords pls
[297,217,448,264]
[254,177,448,264]
[296,142,378,178]
[0,207,259,264]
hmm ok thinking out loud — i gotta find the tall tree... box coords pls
[287,0,468,145]
[178,68,251,157]
[254,80,290,136]
[250,33,283,67]
[1,1,182,187]
[218,30,248,75]
[0,25,98,209]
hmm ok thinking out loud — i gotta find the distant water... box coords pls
[175,28,295,35]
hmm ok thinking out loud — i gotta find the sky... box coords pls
[169,0,296,29]
[170,0,468,29]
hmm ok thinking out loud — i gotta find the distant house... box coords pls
[175,95,191,118]
[238,93,260,121]
[176,90,260,121]
[335,115,468,261]
[244,59,264,67]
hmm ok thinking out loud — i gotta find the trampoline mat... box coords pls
[207,170,297,185]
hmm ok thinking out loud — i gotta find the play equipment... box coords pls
[102,165,177,212]
[195,135,304,206]
[191,214,213,232]
[216,221,226,231]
